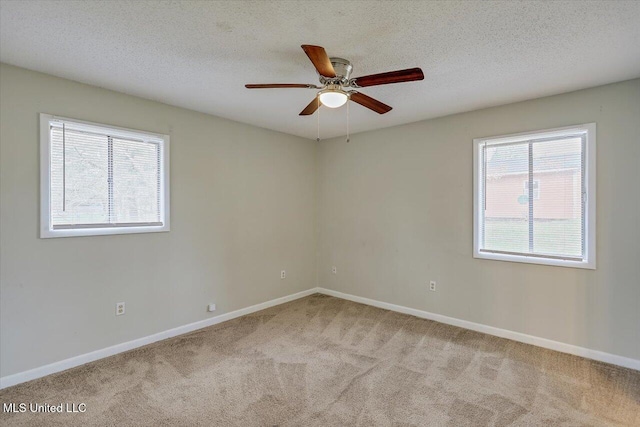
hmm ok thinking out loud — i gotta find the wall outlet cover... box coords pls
[116,302,125,316]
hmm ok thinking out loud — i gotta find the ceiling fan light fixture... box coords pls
[318,88,348,108]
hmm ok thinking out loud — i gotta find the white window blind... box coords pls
[41,114,170,238]
[473,124,595,269]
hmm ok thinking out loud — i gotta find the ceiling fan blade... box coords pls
[350,92,392,114]
[352,67,424,87]
[299,97,320,116]
[245,83,320,89]
[301,45,336,77]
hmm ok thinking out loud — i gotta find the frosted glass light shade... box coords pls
[319,91,348,108]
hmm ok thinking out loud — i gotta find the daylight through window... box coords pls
[40,114,170,237]
[473,124,595,269]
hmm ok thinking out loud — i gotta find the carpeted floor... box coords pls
[1,294,638,426]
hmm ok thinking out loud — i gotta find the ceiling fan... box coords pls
[245,45,424,116]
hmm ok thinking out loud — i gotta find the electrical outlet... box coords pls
[281,270,286,279]
[207,303,216,312]
[116,302,125,316]
[332,266,337,274]
[429,281,436,292]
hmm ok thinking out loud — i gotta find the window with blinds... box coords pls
[40,114,170,238]
[473,124,595,269]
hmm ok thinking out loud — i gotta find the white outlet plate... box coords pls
[116,302,125,316]
[207,303,216,312]
[332,266,337,274]
[281,270,286,279]
[429,281,436,291]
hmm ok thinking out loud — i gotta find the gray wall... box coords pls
[1,63,638,378]
[317,79,640,360]
[0,64,318,377]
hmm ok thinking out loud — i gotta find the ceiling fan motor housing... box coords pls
[319,57,353,86]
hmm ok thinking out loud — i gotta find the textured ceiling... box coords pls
[1,1,639,140]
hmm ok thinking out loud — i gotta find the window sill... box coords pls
[473,250,595,270]
[40,225,170,239]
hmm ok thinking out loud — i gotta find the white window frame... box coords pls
[40,113,170,238]
[473,123,596,269]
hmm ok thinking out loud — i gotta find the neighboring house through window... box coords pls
[473,124,596,269]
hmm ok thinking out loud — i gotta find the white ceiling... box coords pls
[1,1,639,140]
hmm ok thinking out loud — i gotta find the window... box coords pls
[473,124,595,269]
[40,114,170,238]
[523,180,540,200]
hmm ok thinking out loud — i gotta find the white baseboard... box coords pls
[2,285,637,390]
[315,287,640,371]
[0,288,320,390]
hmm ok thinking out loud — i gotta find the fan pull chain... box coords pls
[316,97,320,142]
[346,99,350,143]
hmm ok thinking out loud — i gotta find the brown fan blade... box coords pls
[301,45,336,77]
[245,83,320,89]
[299,97,320,116]
[350,92,392,114]
[352,68,424,87]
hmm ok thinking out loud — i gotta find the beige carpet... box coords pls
[1,294,638,426]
